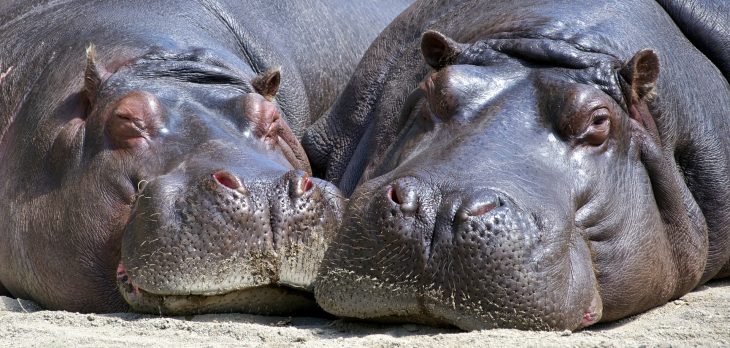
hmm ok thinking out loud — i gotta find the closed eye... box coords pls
[581,108,611,146]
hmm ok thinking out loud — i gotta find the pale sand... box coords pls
[0,279,727,347]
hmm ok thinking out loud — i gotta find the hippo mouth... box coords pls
[116,263,320,315]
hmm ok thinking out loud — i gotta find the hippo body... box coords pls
[0,0,411,313]
[303,0,730,330]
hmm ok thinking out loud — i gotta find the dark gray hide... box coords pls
[304,0,730,331]
[0,0,411,314]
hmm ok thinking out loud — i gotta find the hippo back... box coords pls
[656,0,730,83]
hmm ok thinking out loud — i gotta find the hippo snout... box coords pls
[119,160,344,315]
[316,176,601,330]
[388,177,501,221]
[212,169,314,199]
[384,177,509,260]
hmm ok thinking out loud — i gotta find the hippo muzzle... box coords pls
[118,144,344,314]
[316,173,601,330]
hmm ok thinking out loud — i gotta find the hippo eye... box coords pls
[581,108,611,146]
[107,109,149,149]
[263,121,280,146]
[106,91,161,149]
[115,111,146,135]
[418,74,450,123]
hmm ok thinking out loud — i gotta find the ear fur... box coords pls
[620,49,661,143]
[620,49,660,103]
[84,44,105,106]
[421,30,464,70]
[251,67,281,101]
[0,66,12,84]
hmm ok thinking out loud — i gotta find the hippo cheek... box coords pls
[315,182,601,331]
[117,169,345,315]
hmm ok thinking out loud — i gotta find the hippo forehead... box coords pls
[94,57,269,146]
[98,48,260,109]
[423,63,529,120]
[454,37,627,107]
[425,64,630,146]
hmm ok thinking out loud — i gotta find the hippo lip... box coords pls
[578,292,603,329]
[116,262,319,315]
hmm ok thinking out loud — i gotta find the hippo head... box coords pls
[46,46,344,314]
[315,32,708,330]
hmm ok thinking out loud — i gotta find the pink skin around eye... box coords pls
[106,91,161,149]
[241,93,312,174]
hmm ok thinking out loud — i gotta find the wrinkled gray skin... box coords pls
[303,0,730,331]
[0,0,411,314]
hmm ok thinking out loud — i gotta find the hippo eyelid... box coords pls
[116,112,147,132]
[576,108,612,146]
[131,118,147,131]
[588,107,610,123]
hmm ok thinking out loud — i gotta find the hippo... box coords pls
[0,0,411,314]
[303,0,730,331]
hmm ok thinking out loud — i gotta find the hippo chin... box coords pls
[0,0,410,314]
[304,0,730,331]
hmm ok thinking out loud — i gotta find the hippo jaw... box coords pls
[117,281,318,315]
[116,264,321,316]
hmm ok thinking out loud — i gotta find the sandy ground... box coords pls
[0,280,727,347]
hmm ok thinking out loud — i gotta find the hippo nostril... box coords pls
[301,176,313,193]
[387,183,418,213]
[456,195,502,222]
[213,170,242,190]
[290,173,314,198]
[387,186,401,204]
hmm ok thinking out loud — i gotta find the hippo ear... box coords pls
[84,44,109,106]
[620,49,660,103]
[421,30,464,70]
[251,67,281,101]
[0,66,12,84]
